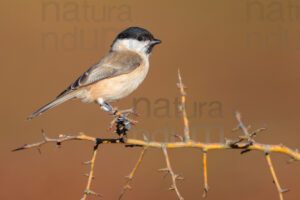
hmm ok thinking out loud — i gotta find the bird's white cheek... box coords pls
[128,41,148,52]
[114,39,149,55]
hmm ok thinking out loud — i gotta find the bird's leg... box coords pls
[108,105,138,131]
[99,102,114,114]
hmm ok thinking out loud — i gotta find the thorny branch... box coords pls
[265,153,289,200]
[202,149,208,198]
[178,69,190,142]
[161,145,184,200]
[13,71,299,200]
[119,146,148,199]
[81,142,102,200]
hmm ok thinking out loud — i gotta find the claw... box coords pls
[133,110,139,117]
[127,118,138,125]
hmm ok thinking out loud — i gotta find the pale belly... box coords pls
[82,63,149,103]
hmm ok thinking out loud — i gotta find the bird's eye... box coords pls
[138,36,143,41]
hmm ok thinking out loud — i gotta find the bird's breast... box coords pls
[84,59,149,103]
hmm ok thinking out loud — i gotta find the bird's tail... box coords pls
[27,91,80,120]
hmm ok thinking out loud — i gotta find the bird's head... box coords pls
[111,27,161,56]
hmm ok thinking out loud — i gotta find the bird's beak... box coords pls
[151,38,162,45]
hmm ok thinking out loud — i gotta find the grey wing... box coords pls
[57,52,142,98]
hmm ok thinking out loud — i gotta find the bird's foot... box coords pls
[100,103,138,134]
[106,107,139,135]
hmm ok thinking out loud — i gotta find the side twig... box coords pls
[177,70,190,142]
[161,145,184,200]
[81,142,102,200]
[119,147,148,199]
[234,110,249,136]
[202,149,209,198]
[265,153,289,200]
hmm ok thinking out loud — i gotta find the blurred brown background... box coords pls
[1,0,299,199]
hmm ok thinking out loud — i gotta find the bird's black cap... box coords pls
[117,27,154,41]
[116,27,161,43]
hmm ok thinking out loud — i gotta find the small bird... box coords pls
[28,27,161,120]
